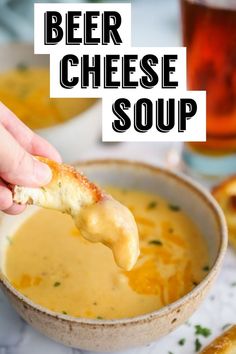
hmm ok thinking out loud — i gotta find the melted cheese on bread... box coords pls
[13,157,139,271]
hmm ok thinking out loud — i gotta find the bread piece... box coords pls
[13,157,140,271]
[13,157,104,214]
[212,176,236,249]
[201,325,236,354]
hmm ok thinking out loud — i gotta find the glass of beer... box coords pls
[180,0,236,177]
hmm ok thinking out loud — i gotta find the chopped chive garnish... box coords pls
[6,236,12,245]
[168,204,180,211]
[195,325,211,337]
[147,201,157,209]
[96,316,103,320]
[203,265,210,272]
[222,323,232,330]
[62,311,67,315]
[149,239,163,246]
[53,281,61,287]
[17,62,28,71]
[178,338,186,346]
[195,338,202,352]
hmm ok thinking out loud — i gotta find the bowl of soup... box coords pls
[0,43,101,162]
[0,160,227,351]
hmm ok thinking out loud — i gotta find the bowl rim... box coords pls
[0,41,101,133]
[0,159,228,326]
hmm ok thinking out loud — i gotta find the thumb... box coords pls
[0,124,52,187]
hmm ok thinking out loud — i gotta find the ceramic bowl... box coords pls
[0,160,227,352]
[0,43,101,162]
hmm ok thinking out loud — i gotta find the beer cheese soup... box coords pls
[0,66,96,129]
[5,187,209,319]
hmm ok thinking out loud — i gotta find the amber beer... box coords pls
[181,0,236,174]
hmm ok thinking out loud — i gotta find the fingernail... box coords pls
[35,162,52,185]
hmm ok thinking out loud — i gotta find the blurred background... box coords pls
[0,0,180,46]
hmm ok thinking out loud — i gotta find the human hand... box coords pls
[0,102,61,215]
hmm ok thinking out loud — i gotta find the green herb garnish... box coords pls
[147,201,157,209]
[6,236,13,245]
[195,325,211,337]
[149,239,163,246]
[178,338,186,346]
[195,338,202,352]
[222,323,232,331]
[19,88,29,99]
[53,281,61,287]
[96,316,104,320]
[203,265,210,272]
[17,62,28,71]
[62,311,67,315]
[168,204,180,211]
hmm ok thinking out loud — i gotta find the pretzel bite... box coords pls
[212,176,236,249]
[201,325,236,354]
[13,157,139,271]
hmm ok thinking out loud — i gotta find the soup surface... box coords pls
[5,187,209,319]
[0,67,96,129]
